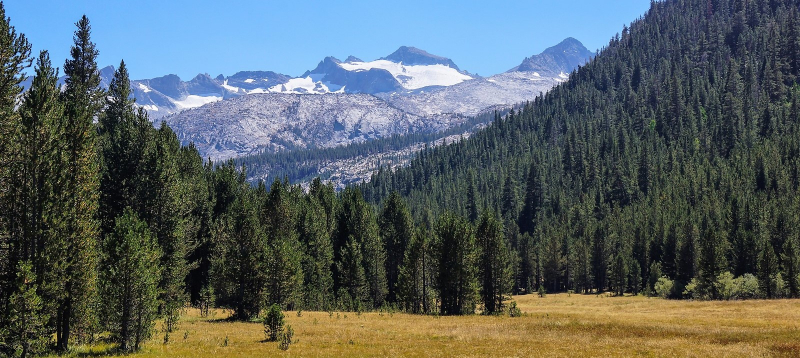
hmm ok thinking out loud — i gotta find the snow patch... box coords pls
[222,80,241,93]
[173,95,222,109]
[245,79,255,83]
[268,77,335,94]
[339,60,472,90]
[138,83,151,93]
[140,104,158,111]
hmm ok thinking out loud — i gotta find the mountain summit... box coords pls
[381,46,461,70]
[508,37,594,75]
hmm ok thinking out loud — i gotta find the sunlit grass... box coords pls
[49,294,800,357]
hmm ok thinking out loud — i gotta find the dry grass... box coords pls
[52,294,800,357]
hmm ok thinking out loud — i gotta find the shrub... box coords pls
[654,277,673,299]
[737,274,761,299]
[279,325,294,351]
[537,285,546,298]
[715,272,737,300]
[508,301,522,317]
[264,304,285,342]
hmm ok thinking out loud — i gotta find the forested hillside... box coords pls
[364,0,800,299]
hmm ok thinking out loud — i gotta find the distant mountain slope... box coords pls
[164,93,462,160]
[508,37,594,75]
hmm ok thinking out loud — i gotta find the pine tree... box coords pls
[0,0,32,331]
[519,160,544,235]
[211,175,268,320]
[397,227,434,313]
[12,51,64,342]
[98,60,140,239]
[781,237,800,298]
[55,15,103,350]
[261,179,303,308]
[335,188,386,309]
[758,239,780,299]
[378,192,414,304]
[99,209,161,352]
[336,237,367,311]
[676,222,697,286]
[476,211,513,314]
[500,173,518,221]
[610,254,628,296]
[434,213,478,315]
[3,262,48,358]
[299,195,334,310]
[590,226,607,292]
[697,215,728,299]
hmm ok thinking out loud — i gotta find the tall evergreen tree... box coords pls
[397,227,434,314]
[336,237,367,310]
[335,188,386,309]
[298,195,334,310]
[55,15,103,350]
[0,0,32,332]
[476,211,513,314]
[211,170,267,320]
[378,192,414,304]
[260,179,303,308]
[434,213,478,315]
[13,51,64,345]
[518,160,544,235]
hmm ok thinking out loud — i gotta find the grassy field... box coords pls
[55,294,800,357]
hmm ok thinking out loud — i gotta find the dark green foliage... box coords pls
[299,189,334,310]
[263,304,284,342]
[758,237,781,298]
[259,179,303,308]
[210,168,267,320]
[378,192,414,304]
[56,15,103,350]
[336,237,367,311]
[434,213,478,315]
[781,237,800,298]
[335,188,387,309]
[397,226,434,313]
[362,0,800,299]
[3,262,48,358]
[5,51,63,350]
[476,211,513,314]
[99,210,161,352]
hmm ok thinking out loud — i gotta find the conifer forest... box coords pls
[2,0,800,356]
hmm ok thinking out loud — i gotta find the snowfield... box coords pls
[339,60,472,90]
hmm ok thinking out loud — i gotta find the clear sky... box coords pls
[6,0,652,80]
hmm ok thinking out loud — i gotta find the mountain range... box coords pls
[161,38,592,160]
[22,38,593,162]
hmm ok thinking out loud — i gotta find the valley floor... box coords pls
[56,294,800,357]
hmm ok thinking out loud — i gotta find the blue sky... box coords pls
[6,1,651,80]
